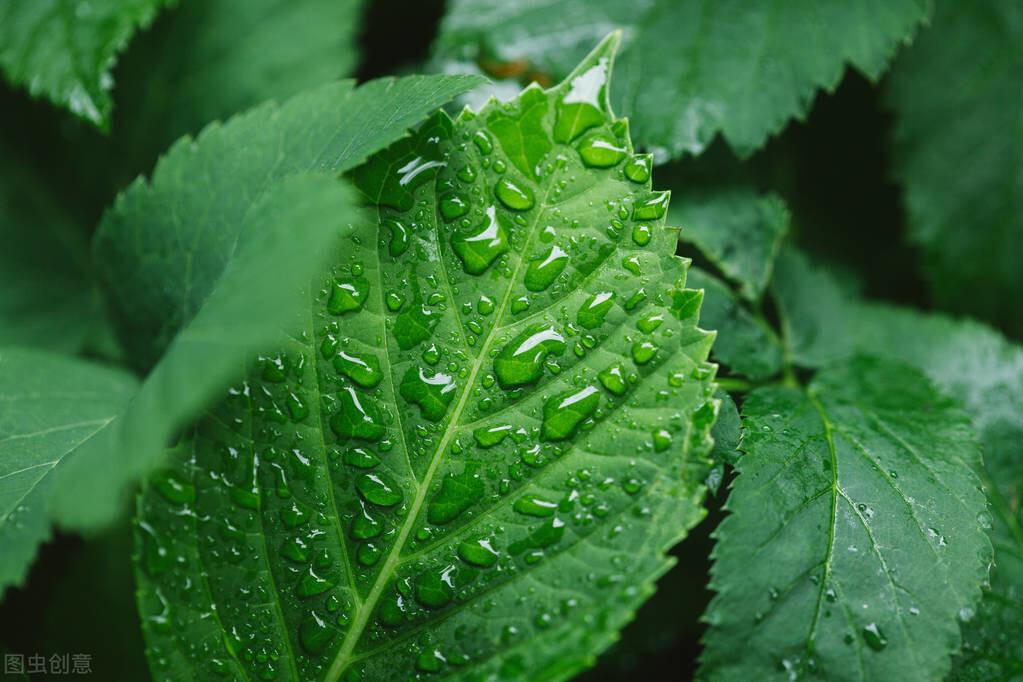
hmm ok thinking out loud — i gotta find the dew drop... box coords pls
[542,386,600,441]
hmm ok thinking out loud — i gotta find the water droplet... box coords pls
[630,339,658,365]
[577,291,614,329]
[333,350,382,388]
[458,538,500,567]
[514,495,559,517]
[524,246,569,291]
[394,302,440,350]
[652,429,672,452]
[637,312,664,333]
[632,224,653,246]
[862,623,887,651]
[440,194,470,221]
[427,467,484,524]
[473,424,513,448]
[350,505,383,540]
[598,365,628,396]
[624,155,652,183]
[330,387,385,441]
[542,386,600,441]
[384,218,410,256]
[299,612,335,654]
[400,367,457,422]
[452,206,509,275]
[297,566,336,597]
[495,177,535,211]
[632,192,669,221]
[473,130,494,155]
[577,131,626,167]
[415,565,457,608]
[355,472,403,507]
[554,57,609,142]
[494,325,566,388]
[327,276,370,315]
[152,471,195,505]
[342,447,380,469]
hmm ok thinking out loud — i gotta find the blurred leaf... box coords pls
[94,74,485,371]
[710,391,742,469]
[434,0,930,159]
[52,175,357,531]
[689,268,784,381]
[675,189,789,300]
[0,141,104,354]
[0,0,171,127]
[703,357,991,681]
[0,348,137,596]
[887,0,1023,337]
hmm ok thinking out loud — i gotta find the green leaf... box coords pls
[0,0,171,127]
[886,0,1023,337]
[710,391,742,469]
[0,140,103,354]
[702,357,991,681]
[92,0,367,189]
[94,73,485,371]
[0,348,138,595]
[675,189,790,301]
[771,246,1023,678]
[52,175,358,531]
[134,35,718,681]
[433,0,931,159]
[688,268,784,381]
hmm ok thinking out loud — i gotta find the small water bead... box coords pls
[350,506,383,540]
[458,538,500,568]
[342,447,380,469]
[542,386,600,441]
[492,159,507,174]
[624,155,652,183]
[357,542,381,566]
[577,291,614,329]
[511,296,530,314]
[299,612,334,654]
[478,296,495,315]
[598,365,628,396]
[862,623,888,651]
[456,164,477,183]
[427,468,484,524]
[330,387,385,441]
[632,224,653,246]
[280,536,310,563]
[261,354,288,383]
[383,217,410,256]
[524,245,569,291]
[632,192,669,221]
[333,350,382,388]
[577,131,626,167]
[327,276,370,315]
[473,130,494,155]
[652,429,672,452]
[400,367,457,421]
[280,502,310,528]
[622,255,642,276]
[452,206,509,275]
[297,566,336,598]
[285,393,308,421]
[355,472,404,507]
[495,177,535,211]
[439,194,470,221]
[415,565,457,609]
[385,291,404,311]
[394,303,440,350]
[152,471,195,505]
[417,649,446,674]
[473,424,513,448]
[554,57,609,142]
[514,495,559,517]
[631,340,659,365]
[494,325,566,388]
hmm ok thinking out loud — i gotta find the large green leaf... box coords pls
[433,0,930,159]
[95,74,485,371]
[772,247,1023,679]
[0,348,137,595]
[134,35,718,681]
[0,0,171,127]
[702,357,991,681]
[886,0,1023,337]
[0,140,103,354]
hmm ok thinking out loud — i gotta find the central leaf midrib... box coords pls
[324,155,562,681]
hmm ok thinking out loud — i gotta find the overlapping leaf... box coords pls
[0,0,171,127]
[886,0,1023,336]
[434,0,931,159]
[95,74,485,371]
[702,357,991,681]
[134,35,718,681]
